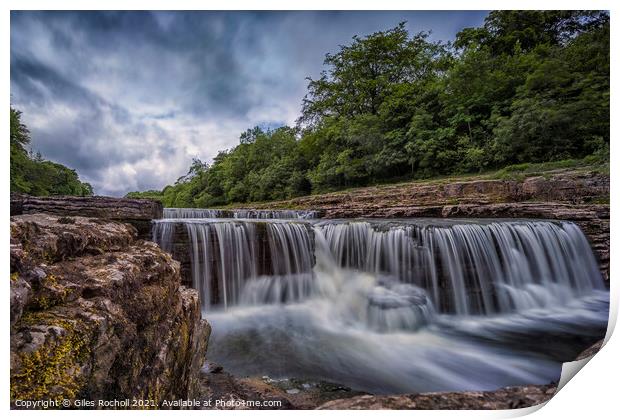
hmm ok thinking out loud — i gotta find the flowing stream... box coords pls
[152,211,609,394]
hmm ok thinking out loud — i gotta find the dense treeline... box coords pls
[10,107,93,196]
[127,11,609,207]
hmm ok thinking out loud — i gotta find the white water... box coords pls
[163,208,319,219]
[152,216,609,394]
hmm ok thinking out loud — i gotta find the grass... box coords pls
[234,156,609,209]
[300,156,609,196]
[490,157,609,181]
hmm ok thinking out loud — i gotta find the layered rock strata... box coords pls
[249,170,608,210]
[10,214,209,407]
[10,194,163,238]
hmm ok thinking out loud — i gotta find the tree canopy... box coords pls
[10,107,93,197]
[126,10,609,208]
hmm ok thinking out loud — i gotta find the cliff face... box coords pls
[10,214,210,406]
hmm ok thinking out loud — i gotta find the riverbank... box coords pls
[231,166,609,211]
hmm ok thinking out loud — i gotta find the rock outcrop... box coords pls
[317,384,557,410]
[10,194,163,238]
[575,339,604,360]
[10,214,210,407]
[250,170,608,210]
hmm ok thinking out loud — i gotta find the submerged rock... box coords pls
[197,365,366,410]
[10,214,210,407]
[197,365,295,410]
[366,282,435,332]
[367,282,429,309]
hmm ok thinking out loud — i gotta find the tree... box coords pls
[129,12,609,206]
[299,22,446,127]
[10,107,93,196]
[455,11,609,55]
[10,107,30,149]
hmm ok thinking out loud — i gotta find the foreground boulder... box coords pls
[10,214,210,407]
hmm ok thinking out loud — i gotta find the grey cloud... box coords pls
[10,11,487,196]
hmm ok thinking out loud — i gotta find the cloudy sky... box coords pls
[11,11,488,196]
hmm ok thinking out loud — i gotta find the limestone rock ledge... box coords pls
[317,384,557,410]
[10,194,163,238]
[10,214,210,407]
[251,170,609,210]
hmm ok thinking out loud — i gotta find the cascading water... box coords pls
[163,207,319,219]
[152,214,609,394]
[186,220,258,308]
[153,219,317,308]
[163,208,225,218]
[316,220,604,315]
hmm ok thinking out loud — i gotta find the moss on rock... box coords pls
[11,315,92,402]
[10,214,210,408]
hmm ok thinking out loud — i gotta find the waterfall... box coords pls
[153,217,603,316]
[152,214,608,394]
[152,220,175,253]
[163,208,319,219]
[266,222,314,275]
[187,221,259,309]
[315,220,603,315]
[239,222,318,305]
[153,220,317,309]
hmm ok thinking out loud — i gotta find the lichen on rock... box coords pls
[10,214,210,408]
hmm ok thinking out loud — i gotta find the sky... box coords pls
[10,11,488,197]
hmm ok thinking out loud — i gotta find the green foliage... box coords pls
[130,11,609,206]
[10,107,93,197]
[455,11,609,54]
[128,127,312,207]
[492,22,610,163]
